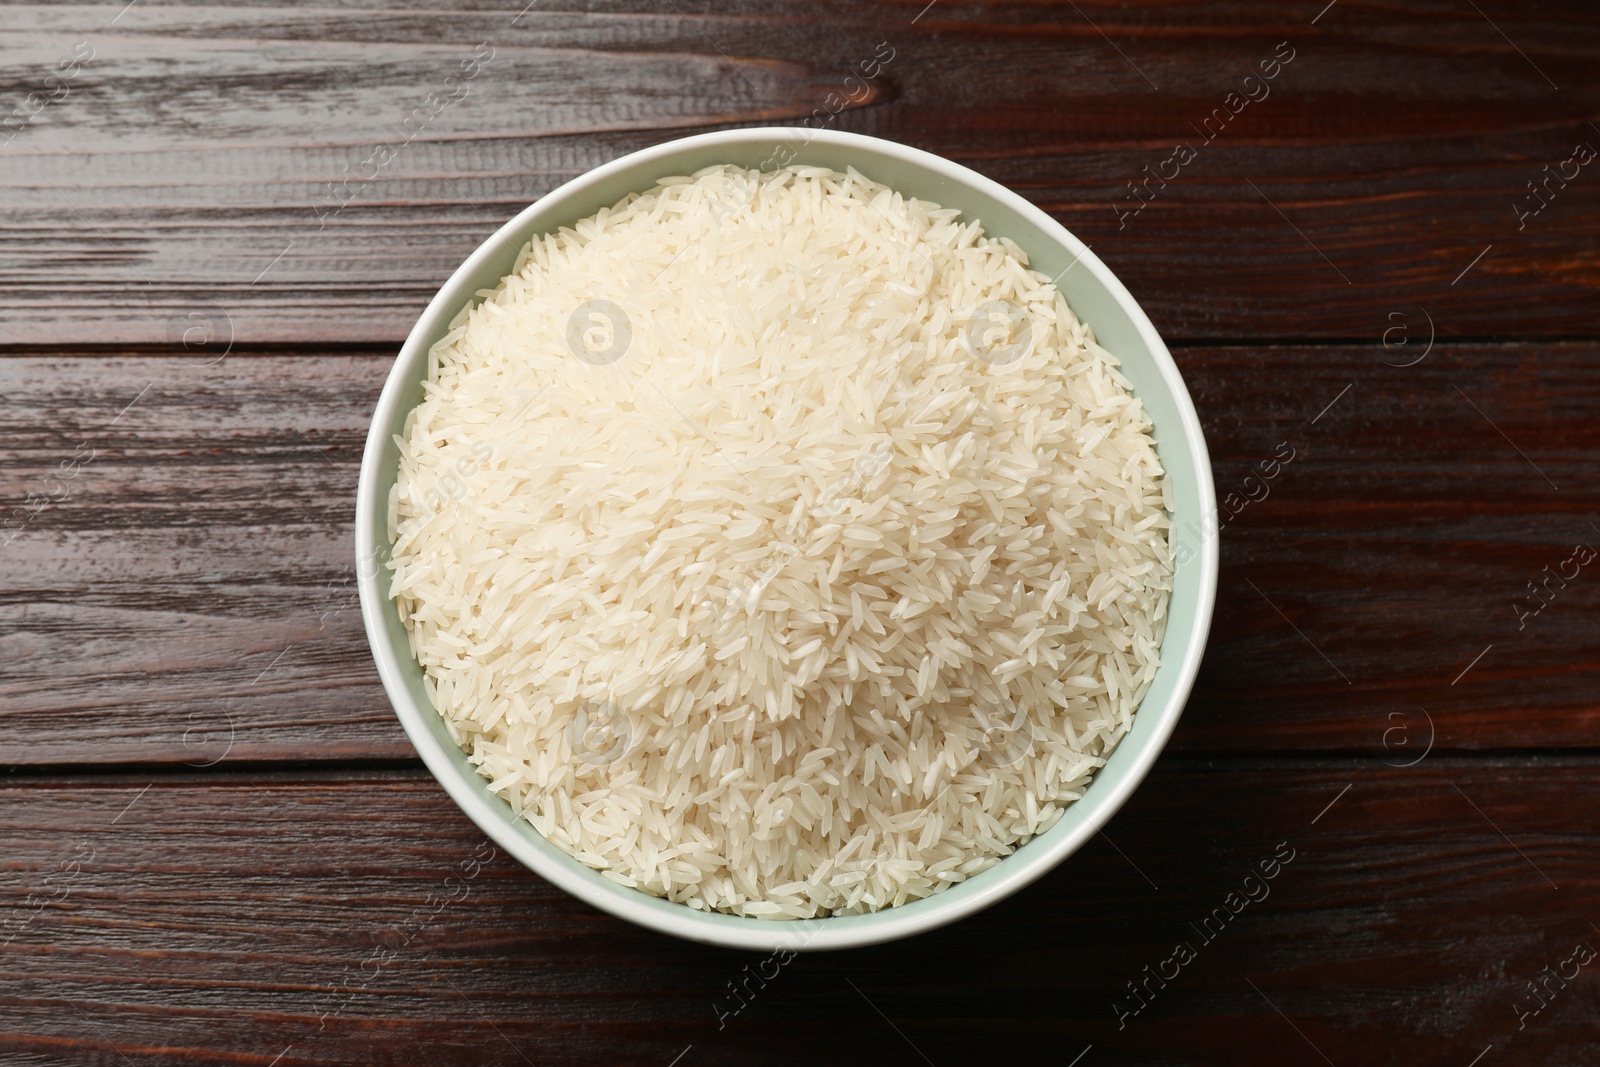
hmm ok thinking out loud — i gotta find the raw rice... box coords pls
[387,164,1172,917]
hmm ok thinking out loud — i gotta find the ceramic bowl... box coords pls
[355,127,1217,951]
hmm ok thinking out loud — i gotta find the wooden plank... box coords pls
[0,352,397,764]
[1,344,1595,764]
[0,762,1595,1064]
[1179,339,1600,753]
[0,3,1597,344]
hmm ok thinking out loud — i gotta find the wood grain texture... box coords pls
[1,2,1597,344]
[1,762,1596,1066]
[1182,338,1600,753]
[0,352,387,765]
[1,344,1594,765]
[3,6,1598,1062]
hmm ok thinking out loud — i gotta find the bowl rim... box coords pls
[356,126,1218,951]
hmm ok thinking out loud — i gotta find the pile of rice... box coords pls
[388,164,1172,917]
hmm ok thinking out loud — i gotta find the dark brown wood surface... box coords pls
[4,1,1599,344]
[2,1,1598,1064]
[3,764,1599,1067]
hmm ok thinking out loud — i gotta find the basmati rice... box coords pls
[388,164,1172,917]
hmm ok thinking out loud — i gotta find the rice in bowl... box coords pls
[387,164,1172,918]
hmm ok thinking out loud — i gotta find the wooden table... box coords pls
[3,2,1597,1064]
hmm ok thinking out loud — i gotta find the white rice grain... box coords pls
[389,165,1172,918]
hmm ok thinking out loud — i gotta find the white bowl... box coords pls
[356,128,1217,951]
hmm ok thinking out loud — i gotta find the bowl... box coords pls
[355,127,1217,951]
